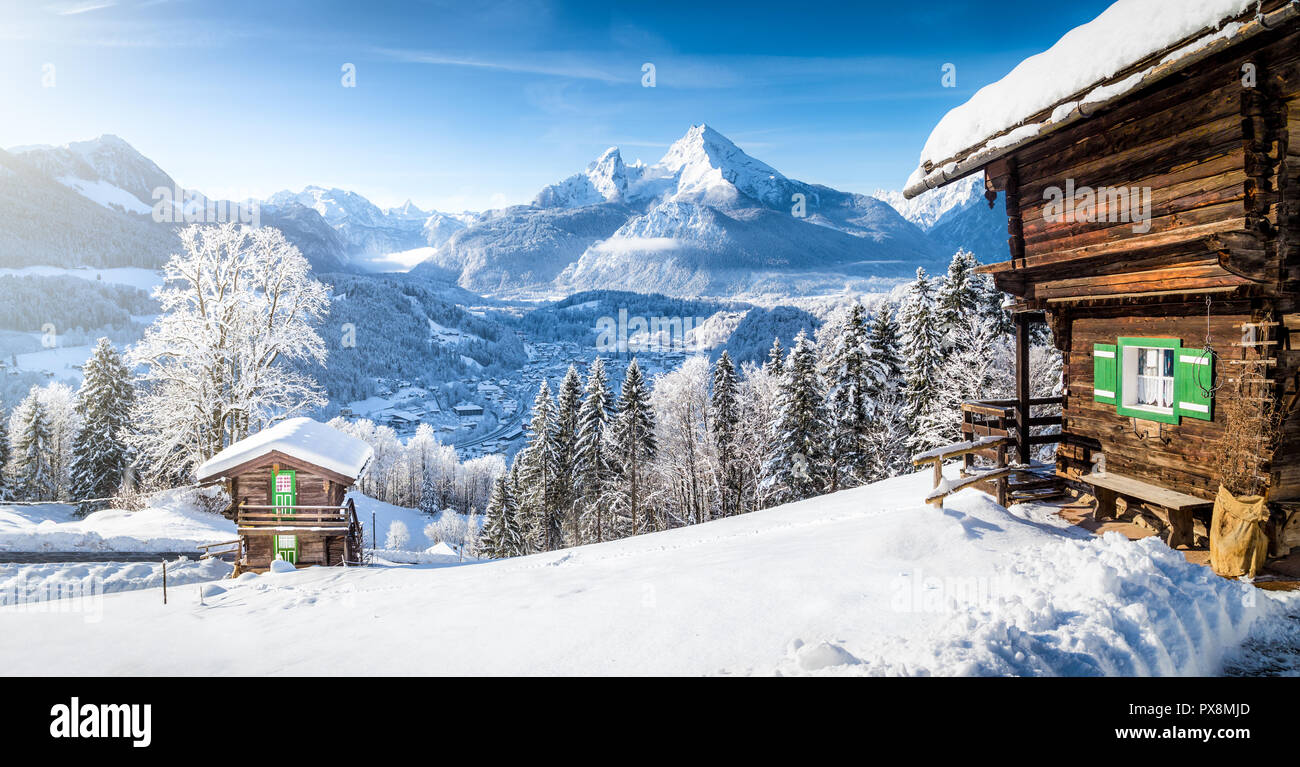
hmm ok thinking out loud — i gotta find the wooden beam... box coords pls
[1015,312,1032,465]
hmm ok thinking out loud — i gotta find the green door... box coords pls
[272,470,298,564]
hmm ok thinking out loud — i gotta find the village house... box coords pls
[905,1,1300,568]
[195,417,372,573]
[453,402,485,421]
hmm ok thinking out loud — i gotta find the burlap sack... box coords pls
[1209,485,1269,578]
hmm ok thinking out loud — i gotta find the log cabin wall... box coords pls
[225,457,352,568]
[984,20,1300,501]
[230,466,341,509]
[1055,301,1260,497]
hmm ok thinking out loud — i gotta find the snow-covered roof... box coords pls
[195,417,374,482]
[904,0,1295,198]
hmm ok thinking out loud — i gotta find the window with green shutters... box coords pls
[1092,337,1213,424]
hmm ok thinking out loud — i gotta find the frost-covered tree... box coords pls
[70,338,135,509]
[868,302,904,395]
[762,330,829,504]
[651,355,712,527]
[930,314,1012,445]
[129,224,329,480]
[478,476,523,558]
[607,359,657,536]
[764,337,785,377]
[551,365,583,544]
[710,351,741,518]
[575,358,613,542]
[899,267,945,454]
[385,519,411,550]
[8,388,54,501]
[819,303,872,491]
[864,386,912,481]
[0,407,9,501]
[936,250,982,350]
[736,361,781,510]
[517,380,561,552]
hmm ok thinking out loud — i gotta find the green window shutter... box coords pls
[1176,347,1213,421]
[1093,343,1116,404]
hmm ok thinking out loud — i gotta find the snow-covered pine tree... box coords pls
[607,359,657,536]
[575,357,613,543]
[935,250,982,350]
[864,386,912,481]
[868,301,904,395]
[762,330,829,504]
[0,407,9,501]
[710,351,741,518]
[8,388,55,501]
[551,365,582,544]
[899,267,946,455]
[479,476,523,558]
[821,303,872,491]
[764,337,786,377]
[418,472,439,515]
[69,338,135,511]
[517,380,560,552]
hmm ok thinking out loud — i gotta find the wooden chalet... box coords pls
[195,418,372,572]
[905,0,1300,556]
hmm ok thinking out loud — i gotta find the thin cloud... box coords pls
[48,0,117,14]
[375,47,630,84]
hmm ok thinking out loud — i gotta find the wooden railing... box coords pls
[913,436,1015,508]
[196,539,242,560]
[961,396,1063,470]
[343,497,365,566]
[234,502,352,530]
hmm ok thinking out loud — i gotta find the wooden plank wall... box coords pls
[231,462,351,568]
[990,25,1300,303]
[1059,309,1259,499]
[232,467,338,508]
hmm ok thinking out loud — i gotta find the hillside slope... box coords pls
[1,469,1286,676]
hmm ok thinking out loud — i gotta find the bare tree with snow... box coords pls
[129,224,329,480]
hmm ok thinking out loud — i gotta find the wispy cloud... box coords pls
[47,0,117,15]
[375,47,631,84]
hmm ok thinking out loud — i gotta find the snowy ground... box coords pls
[1,468,1295,676]
[0,557,232,609]
[0,488,235,552]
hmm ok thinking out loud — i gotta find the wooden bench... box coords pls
[1082,471,1213,549]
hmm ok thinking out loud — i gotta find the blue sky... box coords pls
[0,0,1115,211]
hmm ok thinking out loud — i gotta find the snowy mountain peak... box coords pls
[586,146,629,201]
[534,145,636,209]
[389,199,428,220]
[10,133,177,211]
[268,186,387,228]
[878,174,985,231]
[657,124,787,207]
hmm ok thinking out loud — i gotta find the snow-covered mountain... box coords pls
[12,134,174,214]
[878,174,1008,265]
[3,136,352,273]
[266,186,474,270]
[420,124,943,297]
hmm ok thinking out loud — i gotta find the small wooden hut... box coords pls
[195,418,373,572]
[905,1,1300,555]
